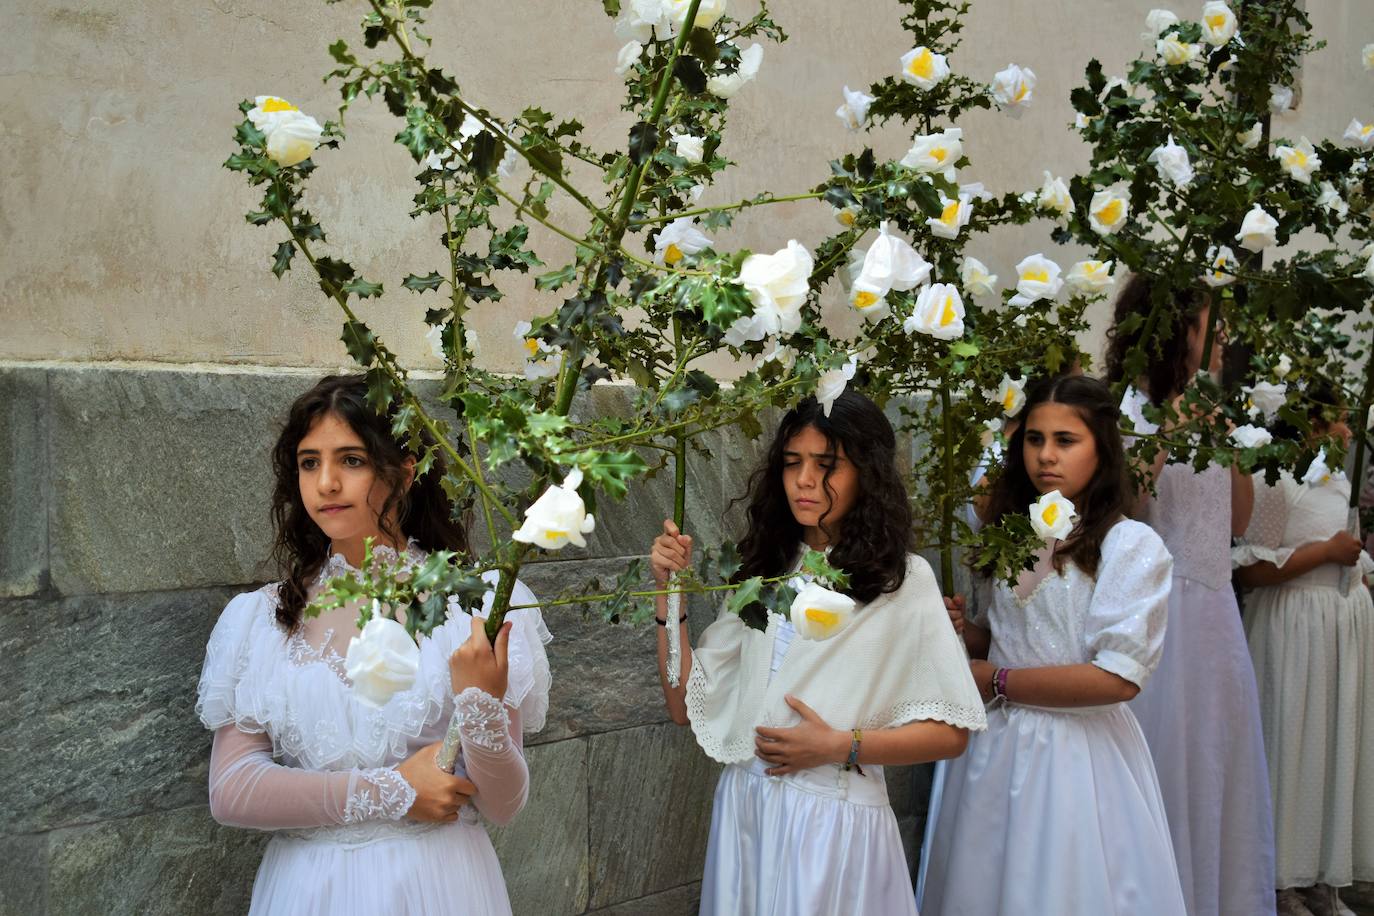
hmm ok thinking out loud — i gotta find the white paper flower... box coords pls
[961,256,999,297]
[250,99,324,168]
[927,192,973,240]
[1158,35,1202,65]
[707,43,763,98]
[1274,354,1292,379]
[425,323,446,361]
[670,131,705,163]
[615,0,672,42]
[900,46,950,90]
[419,147,456,171]
[816,356,858,417]
[654,217,712,266]
[1302,448,1336,487]
[1037,172,1073,220]
[760,337,798,369]
[1030,490,1077,540]
[1065,259,1116,296]
[346,612,421,708]
[1143,9,1180,41]
[850,221,931,303]
[789,581,857,641]
[1243,381,1287,420]
[1238,122,1263,150]
[1088,187,1130,235]
[248,96,306,132]
[1201,1,1238,45]
[1201,244,1238,288]
[1345,119,1374,148]
[1365,43,1374,71]
[904,284,965,340]
[737,240,813,338]
[1120,386,1160,435]
[1270,85,1294,113]
[1231,424,1273,449]
[900,128,963,182]
[513,467,596,550]
[833,204,861,228]
[616,40,644,75]
[1009,253,1064,307]
[836,85,875,131]
[667,0,726,29]
[990,63,1036,116]
[1317,182,1349,219]
[995,374,1027,417]
[1274,137,1320,184]
[514,321,561,380]
[1235,204,1278,252]
[1149,134,1195,187]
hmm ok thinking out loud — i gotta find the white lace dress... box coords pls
[920,520,1187,916]
[1131,463,1278,916]
[1235,472,1374,889]
[196,550,552,916]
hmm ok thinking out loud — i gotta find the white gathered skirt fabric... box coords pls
[921,703,1185,916]
[701,758,916,916]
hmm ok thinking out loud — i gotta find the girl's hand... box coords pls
[397,742,479,822]
[650,519,693,587]
[753,695,848,776]
[969,658,997,703]
[944,595,966,636]
[449,617,511,700]
[1324,530,1363,567]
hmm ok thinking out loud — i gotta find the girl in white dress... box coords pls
[920,374,1187,916]
[650,390,987,916]
[197,375,551,916]
[1236,398,1374,916]
[1106,276,1277,916]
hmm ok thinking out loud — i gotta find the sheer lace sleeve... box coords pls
[452,689,528,826]
[1233,474,1296,569]
[1085,521,1173,689]
[207,726,415,830]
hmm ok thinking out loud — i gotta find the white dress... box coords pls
[1236,472,1374,889]
[1132,463,1278,916]
[196,550,552,916]
[920,520,1187,916]
[688,554,987,916]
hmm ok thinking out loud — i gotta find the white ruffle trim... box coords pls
[196,581,551,771]
[1232,540,1297,570]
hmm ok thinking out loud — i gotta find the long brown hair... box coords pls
[1104,273,1208,403]
[980,375,1130,578]
[269,375,469,631]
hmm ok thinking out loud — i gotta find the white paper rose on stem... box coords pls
[961,256,998,298]
[1201,245,1238,288]
[836,86,875,132]
[514,321,562,380]
[670,131,705,164]
[900,46,950,90]
[1302,448,1336,487]
[1142,9,1180,41]
[1231,424,1273,449]
[1238,122,1263,150]
[1120,386,1160,435]
[249,96,325,168]
[1088,187,1130,235]
[990,63,1036,117]
[901,128,963,182]
[1157,35,1202,66]
[927,192,973,240]
[513,467,596,550]
[1243,381,1287,420]
[1148,135,1194,188]
[667,0,726,30]
[995,375,1026,418]
[1009,253,1064,307]
[905,284,965,340]
[1065,260,1115,296]
[725,241,814,345]
[1235,204,1278,252]
[707,43,763,98]
[789,581,857,641]
[848,222,931,320]
[1274,137,1320,184]
[816,356,858,417]
[654,217,712,267]
[1345,120,1374,148]
[1029,490,1077,541]
[616,40,643,75]
[1037,172,1073,221]
[346,607,421,708]
[1200,1,1238,46]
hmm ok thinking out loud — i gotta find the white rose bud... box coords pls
[1274,354,1292,379]
[346,612,421,708]
[616,40,644,75]
[1238,122,1263,150]
[707,43,762,98]
[668,0,726,30]
[1143,9,1180,41]
[904,284,965,340]
[1269,84,1294,113]
[1148,134,1195,188]
[1037,171,1073,220]
[1157,35,1202,65]
[789,581,857,641]
[1030,490,1077,541]
[264,108,324,168]
[670,131,705,163]
[1065,259,1116,296]
[836,85,876,132]
[1301,448,1334,487]
[1243,381,1287,420]
[1201,1,1237,46]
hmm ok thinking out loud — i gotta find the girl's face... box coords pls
[297,413,408,547]
[1184,302,1226,376]
[782,425,859,547]
[1022,402,1099,503]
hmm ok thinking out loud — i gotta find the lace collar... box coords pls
[314,539,426,586]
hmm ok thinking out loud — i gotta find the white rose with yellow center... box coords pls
[1274,137,1320,184]
[927,192,973,240]
[833,204,862,228]
[1030,490,1077,541]
[836,85,875,132]
[654,217,712,267]
[1238,122,1263,150]
[1235,204,1278,252]
[1200,245,1238,288]
[1200,1,1237,46]
[514,320,561,380]
[961,256,998,298]
[513,468,596,550]
[1302,448,1336,488]
[250,98,324,168]
[816,356,858,417]
[1231,424,1273,449]
[904,284,965,341]
[248,96,303,132]
[1345,119,1374,148]
[1157,35,1201,65]
[707,43,763,98]
[990,63,1036,117]
[1243,380,1287,420]
[1037,172,1073,220]
[995,374,1026,418]
[900,46,950,90]
[850,221,931,312]
[789,582,857,641]
[1065,259,1115,296]
[738,240,814,337]
[1009,253,1064,307]
[900,128,963,182]
[1317,182,1348,218]
[1149,134,1194,188]
[1088,187,1130,235]
[346,611,421,708]
[667,0,726,30]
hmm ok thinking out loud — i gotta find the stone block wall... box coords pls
[0,365,935,915]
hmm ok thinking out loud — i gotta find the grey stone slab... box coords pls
[0,833,49,916]
[489,738,590,915]
[46,805,265,916]
[589,882,701,916]
[586,723,722,908]
[0,368,49,597]
[0,587,239,833]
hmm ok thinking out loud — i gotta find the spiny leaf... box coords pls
[271,241,295,278]
[403,271,446,292]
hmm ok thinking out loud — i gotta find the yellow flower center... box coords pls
[664,243,684,265]
[262,98,298,113]
[1023,268,1049,284]
[939,295,958,326]
[1003,388,1017,412]
[1206,13,1228,30]
[524,338,540,357]
[1362,125,1374,138]
[853,290,880,310]
[1013,82,1030,103]
[1096,199,1124,225]
[543,528,567,539]
[805,608,841,629]
[1042,503,1059,526]
[931,146,949,163]
[940,201,961,225]
[838,209,857,227]
[907,48,935,80]
[1286,149,1308,168]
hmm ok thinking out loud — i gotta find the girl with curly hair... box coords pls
[649,389,986,916]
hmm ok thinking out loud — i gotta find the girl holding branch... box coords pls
[196,375,550,916]
[650,390,986,916]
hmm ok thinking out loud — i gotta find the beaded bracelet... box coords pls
[992,667,1011,701]
[842,728,865,776]
[656,613,688,626]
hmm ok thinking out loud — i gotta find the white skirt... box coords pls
[920,702,1186,916]
[701,758,916,916]
[1131,576,1277,916]
[249,818,511,915]
[1245,581,1374,888]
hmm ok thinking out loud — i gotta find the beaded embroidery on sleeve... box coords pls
[342,767,416,823]
[451,687,511,752]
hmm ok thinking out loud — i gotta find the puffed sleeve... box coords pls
[1233,473,1297,570]
[685,606,772,763]
[1085,521,1173,689]
[196,589,274,734]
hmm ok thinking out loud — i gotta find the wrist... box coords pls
[830,728,851,765]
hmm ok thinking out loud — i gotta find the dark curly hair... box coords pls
[980,375,1130,578]
[269,375,469,632]
[735,390,912,603]
[1104,273,1209,403]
